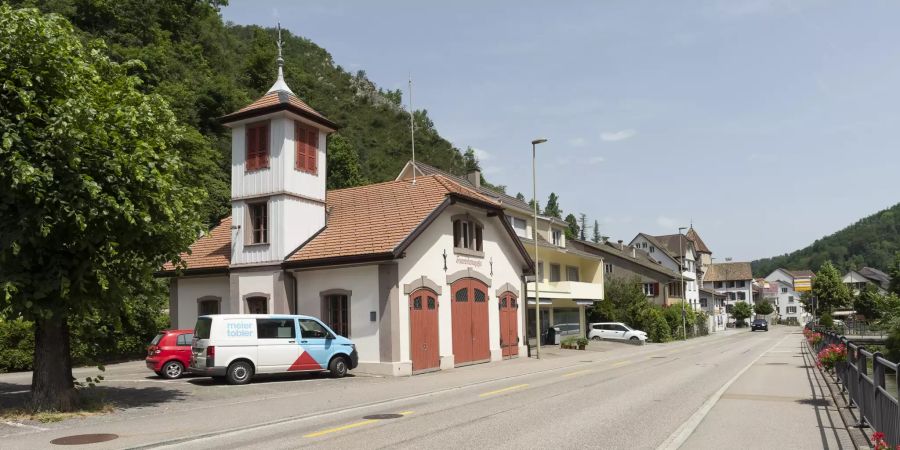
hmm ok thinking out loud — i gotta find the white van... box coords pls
[190,314,358,385]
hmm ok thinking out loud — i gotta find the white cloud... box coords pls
[588,156,606,165]
[568,137,588,147]
[601,129,637,142]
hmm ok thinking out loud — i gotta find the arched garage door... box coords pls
[451,278,490,365]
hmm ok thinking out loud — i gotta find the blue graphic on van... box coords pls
[226,321,253,337]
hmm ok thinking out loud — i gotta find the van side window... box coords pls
[299,319,331,339]
[257,319,296,339]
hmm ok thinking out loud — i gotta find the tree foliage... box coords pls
[544,193,562,219]
[0,5,204,409]
[853,283,882,320]
[889,252,900,295]
[811,261,852,314]
[731,301,752,326]
[753,300,774,316]
[564,214,579,241]
[578,213,587,241]
[752,203,900,276]
[592,220,601,243]
[326,133,367,190]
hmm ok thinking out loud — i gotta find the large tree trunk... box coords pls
[31,316,77,411]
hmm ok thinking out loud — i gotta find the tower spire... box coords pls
[267,22,294,94]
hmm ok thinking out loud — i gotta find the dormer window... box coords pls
[552,230,562,246]
[246,122,270,171]
[452,216,483,256]
[295,122,318,174]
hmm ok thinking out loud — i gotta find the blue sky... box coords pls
[222,1,899,261]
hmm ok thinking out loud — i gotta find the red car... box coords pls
[146,329,194,379]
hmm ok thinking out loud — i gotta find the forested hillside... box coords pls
[752,203,900,276]
[11,0,474,226]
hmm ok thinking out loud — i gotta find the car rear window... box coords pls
[176,333,193,346]
[150,334,164,346]
[195,318,213,339]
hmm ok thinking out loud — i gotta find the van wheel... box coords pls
[329,356,349,378]
[161,361,184,379]
[226,361,253,385]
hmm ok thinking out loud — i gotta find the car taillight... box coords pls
[154,349,161,354]
[206,346,215,358]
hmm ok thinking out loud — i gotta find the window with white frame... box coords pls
[550,264,561,282]
[507,216,527,238]
[552,229,562,246]
[452,217,483,253]
[641,283,658,296]
[566,265,579,282]
[737,291,746,300]
[604,263,613,274]
[781,287,788,293]
[247,201,268,245]
[787,306,797,314]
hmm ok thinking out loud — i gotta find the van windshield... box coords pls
[195,317,213,340]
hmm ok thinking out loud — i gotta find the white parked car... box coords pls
[588,322,647,344]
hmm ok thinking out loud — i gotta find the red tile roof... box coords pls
[220,91,337,129]
[704,262,753,282]
[686,227,711,254]
[162,175,507,272]
[162,217,232,272]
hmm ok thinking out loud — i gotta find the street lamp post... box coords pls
[532,138,547,359]
[679,226,688,340]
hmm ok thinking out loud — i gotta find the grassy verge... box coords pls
[0,392,116,423]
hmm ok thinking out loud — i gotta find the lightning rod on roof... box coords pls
[409,74,416,185]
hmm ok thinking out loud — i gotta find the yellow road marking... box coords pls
[303,411,414,438]
[611,360,631,367]
[562,369,592,378]
[479,383,529,397]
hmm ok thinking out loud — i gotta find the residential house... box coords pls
[686,226,713,282]
[158,55,534,376]
[843,267,891,295]
[764,279,808,324]
[765,268,814,294]
[573,239,680,308]
[629,233,700,310]
[699,287,727,332]
[396,161,604,341]
[702,262,754,323]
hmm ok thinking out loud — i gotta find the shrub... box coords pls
[0,318,35,373]
[695,312,709,336]
[819,312,834,329]
[642,307,672,343]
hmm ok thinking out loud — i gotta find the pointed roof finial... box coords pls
[267,21,294,94]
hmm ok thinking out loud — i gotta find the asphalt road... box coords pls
[2,326,849,449]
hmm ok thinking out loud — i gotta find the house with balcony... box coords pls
[702,262,754,323]
[397,161,604,341]
[843,267,891,295]
[629,233,699,310]
[574,239,680,307]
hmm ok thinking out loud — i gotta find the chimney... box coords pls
[466,170,481,189]
[618,239,624,250]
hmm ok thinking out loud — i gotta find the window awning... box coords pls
[526,299,553,306]
[574,300,597,306]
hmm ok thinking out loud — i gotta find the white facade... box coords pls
[769,280,809,324]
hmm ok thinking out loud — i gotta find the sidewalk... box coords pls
[681,330,860,449]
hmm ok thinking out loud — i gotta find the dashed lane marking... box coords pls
[611,360,632,367]
[478,384,529,397]
[561,369,592,378]
[303,411,413,438]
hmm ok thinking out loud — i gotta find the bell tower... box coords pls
[221,24,338,266]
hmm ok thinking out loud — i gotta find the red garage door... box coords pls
[451,278,490,366]
[499,291,519,358]
[409,289,440,373]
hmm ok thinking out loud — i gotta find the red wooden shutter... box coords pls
[258,124,269,168]
[295,124,307,171]
[246,126,258,171]
[653,283,660,296]
[307,129,318,173]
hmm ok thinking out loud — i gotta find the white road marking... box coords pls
[3,421,49,431]
[657,333,792,450]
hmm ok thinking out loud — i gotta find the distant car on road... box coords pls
[751,319,769,332]
[588,322,647,344]
[146,329,194,379]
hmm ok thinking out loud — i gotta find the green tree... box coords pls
[579,213,587,241]
[544,193,562,219]
[600,277,651,328]
[889,252,900,295]
[592,220,601,243]
[731,302,752,327]
[564,214,579,241]
[854,283,882,320]
[462,147,480,173]
[753,300,774,316]
[528,199,541,215]
[0,7,204,410]
[326,134,367,189]
[515,192,526,202]
[811,261,852,314]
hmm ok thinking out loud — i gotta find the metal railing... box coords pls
[809,326,900,445]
